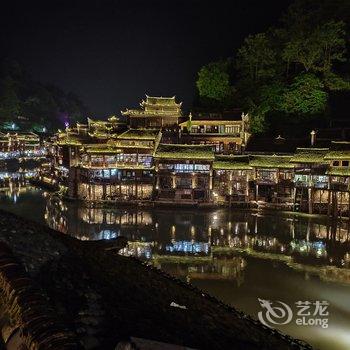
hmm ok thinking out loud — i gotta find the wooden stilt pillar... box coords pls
[135,177,138,200]
[308,187,313,214]
[102,184,106,200]
[332,191,338,218]
[340,191,343,219]
[246,173,249,202]
[292,187,296,212]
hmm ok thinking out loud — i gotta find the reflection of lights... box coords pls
[190,225,195,236]
[97,229,117,240]
[119,241,153,258]
[166,240,209,254]
[290,240,327,257]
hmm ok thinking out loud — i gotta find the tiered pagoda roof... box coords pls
[122,95,182,117]
[56,131,89,146]
[87,117,126,132]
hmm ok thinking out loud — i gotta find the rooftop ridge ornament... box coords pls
[310,130,316,146]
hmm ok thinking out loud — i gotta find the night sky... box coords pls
[1,0,292,117]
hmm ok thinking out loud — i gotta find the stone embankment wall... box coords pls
[0,242,81,349]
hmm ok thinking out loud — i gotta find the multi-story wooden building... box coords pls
[249,155,295,205]
[0,132,43,159]
[324,142,350,216]
[290,148,329,213]
[154,144,214,202]
[212,155,252,203]
[69,129,161,201]
[179,110,250,154]
[41,93,350,217]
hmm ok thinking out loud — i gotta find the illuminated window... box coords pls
[174,163,194,172]
[138,154,152,167]
[194,164,210,172]
[116,154,124,162]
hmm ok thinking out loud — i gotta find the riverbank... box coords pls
[43,189,342,219]
[51,191,341,223]
[0,209,311,349]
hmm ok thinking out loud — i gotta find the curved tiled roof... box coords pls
[155,144,215,160]
[0,242,81,349]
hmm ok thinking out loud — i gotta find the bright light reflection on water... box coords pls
[1,187,350,350]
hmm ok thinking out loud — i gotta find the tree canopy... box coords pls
[236,33,277,82]
[196,61,233,107]
[195,0,350,134]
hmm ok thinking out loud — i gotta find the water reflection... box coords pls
[1,188,350,349]
[44,197,350,271]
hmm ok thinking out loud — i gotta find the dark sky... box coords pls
[1,0,292,117]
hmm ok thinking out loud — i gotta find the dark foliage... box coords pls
[0,59,88,131]
[195,0,350,135]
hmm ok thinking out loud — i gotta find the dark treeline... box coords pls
[195,0,350,135]
[0,59,88,132]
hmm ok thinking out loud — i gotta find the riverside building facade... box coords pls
[0,132,45,159]
[43,95,350,217]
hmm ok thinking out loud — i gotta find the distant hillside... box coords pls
[0,59,88,132]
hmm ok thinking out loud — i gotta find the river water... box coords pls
[1,185,350,350]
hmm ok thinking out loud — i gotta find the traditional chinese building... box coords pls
[290,148,329,213]
[324,142,350,216]
[0,132,43,159]
[68,129,161,200]
[41,93,350,217]
[122,95,182,130]
[212,155,252,203]
[249,155,295,205]
[86,116,127,139]
[47,116,127,186]
[179,109,250,154]
[154,144,214,203]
